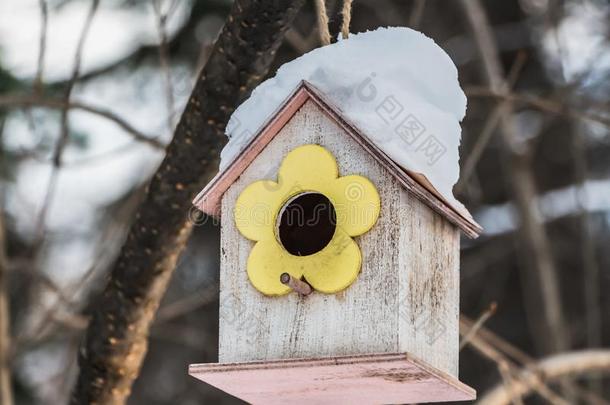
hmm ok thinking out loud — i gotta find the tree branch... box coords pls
[0,95,164,149]
[456,51,527,193]
[407,0,426,29]
[459,0,570,357]
[152,0,177,133]
[465,86,610,128]
[70,1,304,404]
[36,0,99,240]
[461,316,609,405]
[478,350,610,405]
[459,318,568,405]
[34,0,48,95]
[459,302,497,350]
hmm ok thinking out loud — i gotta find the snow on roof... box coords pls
[221,27,469,216]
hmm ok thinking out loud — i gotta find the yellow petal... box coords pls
[247,239,299,296]
[234,180,287,241]
[324,175,381,236]
[302,229,362,294]
[277,144,338,188]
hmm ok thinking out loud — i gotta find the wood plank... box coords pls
[189,352,476,404]
[398,192,461,375]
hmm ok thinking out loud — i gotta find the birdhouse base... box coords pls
[188,352,475,404]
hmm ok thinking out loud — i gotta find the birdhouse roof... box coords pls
[193,81,482,238]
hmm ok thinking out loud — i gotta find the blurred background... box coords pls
[0,0,608,404]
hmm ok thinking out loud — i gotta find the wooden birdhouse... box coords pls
[189,81,482,404]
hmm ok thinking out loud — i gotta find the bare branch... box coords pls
[13,184,145,359]
[459,318,568,405]
[34,0,48,95]
[155,285,218,323]
[573,122,603,395]
[55,0,100,167]
[35,0,100,240]
[478,350,610,405]
[284,28,316,54]
[0,94,164,149]
[457,51,527,193]
[461,316,609,405]
[465,87,610,128]
[461,316,533,365]
[460,302,497,350]
[459,0,570,358]
[407,0,426,29]
[152,0,177,133]
[497,361,524,405]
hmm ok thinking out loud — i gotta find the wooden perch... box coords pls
[280,273,313,295]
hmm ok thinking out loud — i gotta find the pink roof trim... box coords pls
[193,81,482,238]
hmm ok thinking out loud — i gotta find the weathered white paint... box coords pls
[219,100,460,376]
[398,190,460,375]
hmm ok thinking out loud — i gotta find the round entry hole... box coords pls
[277,193,336,256]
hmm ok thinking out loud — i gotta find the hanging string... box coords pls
[340,0,353,39]
[314,0,331,45]
[315,0,353,45]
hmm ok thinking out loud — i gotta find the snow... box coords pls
[220,27,469,213]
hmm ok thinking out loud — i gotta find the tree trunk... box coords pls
[70,1,305,404]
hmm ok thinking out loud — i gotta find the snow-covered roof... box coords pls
[193,81,482,238]
[221,27,469,214]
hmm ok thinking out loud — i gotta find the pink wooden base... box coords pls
[189,352,475,404]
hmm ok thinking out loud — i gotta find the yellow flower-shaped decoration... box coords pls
[234,144,381,296]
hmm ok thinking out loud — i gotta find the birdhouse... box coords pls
[189,81,482,404]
